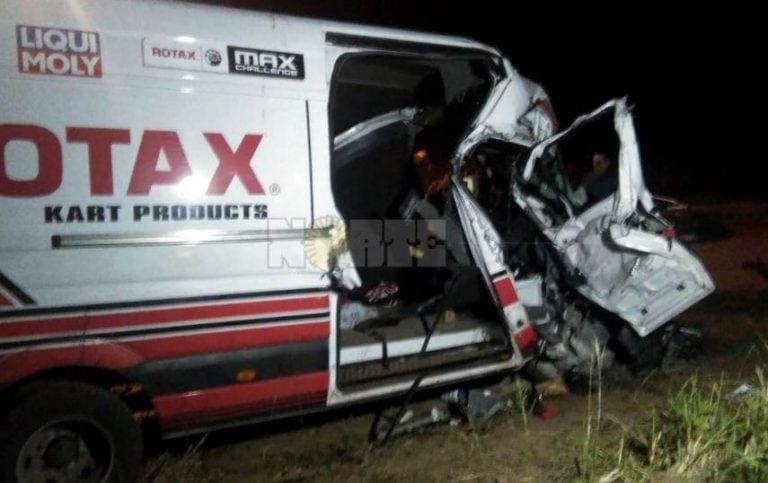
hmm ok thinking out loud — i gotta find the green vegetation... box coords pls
[576,368,768,482]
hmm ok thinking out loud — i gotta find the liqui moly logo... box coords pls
[16,25,102,78]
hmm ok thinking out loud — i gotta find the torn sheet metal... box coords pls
[455,68,556,163]
[508,98,715,336]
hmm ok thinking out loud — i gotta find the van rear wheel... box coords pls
[0,380,143,483]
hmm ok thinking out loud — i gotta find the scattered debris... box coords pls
[536,375,569,397]
[442,383,516,430]
[368,373,567,445]
[339,301,382,330]
[727,383,756,400]
[465,388,511,430]
[536,402,558,421]
[370,403,451,443]
[442,377,561,430]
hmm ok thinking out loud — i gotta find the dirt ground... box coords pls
[146,202,768,482]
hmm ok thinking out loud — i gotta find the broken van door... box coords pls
[514,98,714,336]
[451,181,537,357]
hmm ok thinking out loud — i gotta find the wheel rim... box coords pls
[16,419,114,483]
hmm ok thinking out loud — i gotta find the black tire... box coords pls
[614,324,669,374]
[0,380,143,483]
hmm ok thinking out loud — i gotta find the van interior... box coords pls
[327,53,514,388]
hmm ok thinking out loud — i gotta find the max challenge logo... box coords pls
[17,25,102,78]
[228,46,304,80]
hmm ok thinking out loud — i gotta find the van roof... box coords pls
[1,0,506,100]
[146,0,501,56]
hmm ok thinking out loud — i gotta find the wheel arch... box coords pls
[0,363,159,442]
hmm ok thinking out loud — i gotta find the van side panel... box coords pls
[0,290,332,429]
[0,81,314,304]
[0,0,333,429]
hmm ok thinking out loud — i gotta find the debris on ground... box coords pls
[441,376,561,430]
[727,383,756,400]
[441,383,515,430]
[536,402,558,421]
[535,375,570,397]
[367,340,715,445]
[370,403,451,443]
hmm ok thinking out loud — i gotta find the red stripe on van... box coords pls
[0,314,85,339]
[514,324,538,356]
[124,320,330,359]
[492,276,519,306]
[0,343,145,386]
[0,294,329,340]
[87,295,329,331]
[0,320,330,385]
[154,370,329,428]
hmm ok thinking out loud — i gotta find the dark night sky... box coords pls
[192,1,762,200]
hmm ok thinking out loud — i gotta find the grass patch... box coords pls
[575,368,768,482]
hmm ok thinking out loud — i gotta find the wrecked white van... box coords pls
[0,0,711,480]
[459,98,714,379]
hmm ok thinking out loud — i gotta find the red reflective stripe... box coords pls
[87,295,328,331]
[0,314,84,339]
[154,370,328,427]
[492,276,519,306]
[0,343,144,386]
[124,320,329,359]
[0,294,329,339]
[538,99,559,133]
[0,321,330,385]
[0,345,83,384]
[514,324,537,354]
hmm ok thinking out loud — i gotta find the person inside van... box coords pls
[412,127,452,197]
[579,152,618,205]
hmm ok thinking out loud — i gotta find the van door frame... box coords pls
[321,33,528,407]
